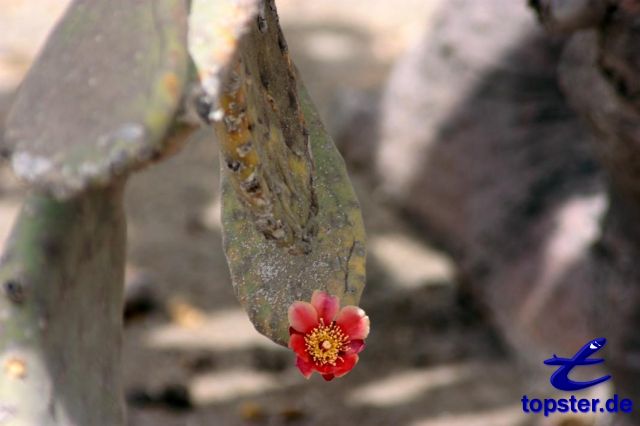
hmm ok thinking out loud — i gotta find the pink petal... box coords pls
[288,301,318,333]
[335,306,370,340]
[334,353,359,377]
[322,374,335,381]
[296,357,314,379]
[311,290,340,324]
[289,333,309,362]
[348,340,366,354]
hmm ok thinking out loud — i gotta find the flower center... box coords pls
[304,320,350,366]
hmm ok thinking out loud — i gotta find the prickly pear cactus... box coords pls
[0,0,190,424]
[0,186,127,425]
[189,0,366,345]
[220,83,367,346]
[0,0,366,422]
[3,0,189,199]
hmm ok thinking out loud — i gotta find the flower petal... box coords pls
[288,301,318,333]
[310,362,336,375]
[296,357,315,379]
[334,353,359,377]
[348,339,366,354]
[289,333,309,362]
[335,306,370,340]
[322,374,335,381]
[311,290,340,324]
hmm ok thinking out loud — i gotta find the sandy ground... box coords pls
[0,1,603,425]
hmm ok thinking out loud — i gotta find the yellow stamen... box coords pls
[304,319,350,366]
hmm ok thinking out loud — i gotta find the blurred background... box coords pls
[0,0,611,425]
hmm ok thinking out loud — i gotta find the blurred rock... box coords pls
[238,401,267,422]
[123,268,157,323]
[375,0,603,366]
[250,347,289,372]
[184,212,208,236]
[327,88,380,171]
[126,388,155,408]
[167,297,206,328]
[183,351,217,374]
[159,384,193,411]
[126,384,193,412]
[279,405,306,423]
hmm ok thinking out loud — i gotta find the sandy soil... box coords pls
[0,1,600,425]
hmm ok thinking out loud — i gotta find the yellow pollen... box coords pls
[304,320,350,366]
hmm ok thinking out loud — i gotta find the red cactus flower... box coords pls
[288,290,370,381]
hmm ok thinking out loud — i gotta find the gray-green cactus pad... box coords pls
[216,0,366,346]
[2,0,189,199]
[221,85,367,346]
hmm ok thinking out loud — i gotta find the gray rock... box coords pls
[375,0,603,365]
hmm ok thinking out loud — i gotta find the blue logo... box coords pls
[521,337,632,417]
[544,337,612,391]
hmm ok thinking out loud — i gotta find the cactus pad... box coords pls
[210,1,367,346]
[2,0,189,199]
